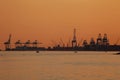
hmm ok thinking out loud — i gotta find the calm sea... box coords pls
[0,51,120,80]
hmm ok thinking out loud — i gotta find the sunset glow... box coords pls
[0,0,120,49]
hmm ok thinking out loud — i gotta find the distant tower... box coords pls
[4,34,11,50]
[72,28,77,48]
[96,33,102,45]
[103,33,109,45]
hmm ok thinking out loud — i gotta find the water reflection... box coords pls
[0,51,120,80]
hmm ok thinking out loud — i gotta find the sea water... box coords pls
[0,51,120,80]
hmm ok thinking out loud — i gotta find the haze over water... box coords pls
[0,51,120,80]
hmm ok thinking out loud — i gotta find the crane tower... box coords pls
[72,28,77,48]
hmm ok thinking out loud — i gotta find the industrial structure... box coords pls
[3,34,45,51]
[4,34,11,50]
[2,29,120,51]
[72,28,77,48]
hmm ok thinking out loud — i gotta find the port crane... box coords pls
[4,34,11,50]
[15,40,42,48]
[72,28,77,48]
[15,40,22,47]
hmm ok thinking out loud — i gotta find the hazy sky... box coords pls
[0,0,120,48]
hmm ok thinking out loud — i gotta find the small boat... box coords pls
[36,50,39,53]
[114,52,120,55]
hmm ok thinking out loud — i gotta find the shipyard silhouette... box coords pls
[1,29,120,51]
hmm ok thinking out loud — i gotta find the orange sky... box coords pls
[0,0,120,48]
